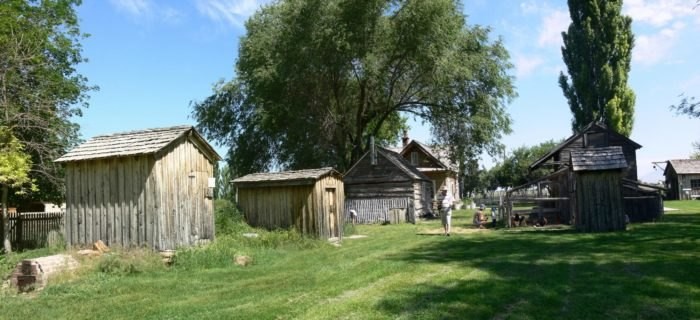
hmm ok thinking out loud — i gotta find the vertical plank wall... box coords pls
[152,137,215,250]
[64,156,152,248]
[237,174,344,240]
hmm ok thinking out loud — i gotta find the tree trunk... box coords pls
[2,184,12,252]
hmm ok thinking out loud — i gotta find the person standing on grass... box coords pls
[440,186,453,236]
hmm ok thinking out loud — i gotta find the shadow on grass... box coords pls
[377,214,700,319]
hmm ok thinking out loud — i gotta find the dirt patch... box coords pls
[345,235,368,239]
[416,226,491,235]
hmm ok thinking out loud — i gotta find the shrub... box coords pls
[95,249,165,276]
[214,199,248,236]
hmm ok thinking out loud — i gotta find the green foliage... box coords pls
[214,164,235,201]
[192,0,515,175]
[559,0,635,136]
[0,127,35,192]
[0,0,95,205]
[95,249,165,276]
[489,140,561,188]
[213,199,246,235]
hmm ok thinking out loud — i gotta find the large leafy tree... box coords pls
[0,0,93,206]
[559,0,635,136]
[192,0,515,175]
[488,140,561,189]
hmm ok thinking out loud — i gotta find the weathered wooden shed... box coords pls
[506,121,663,229]
[530,121,641,181]
[571,147,627,232]
[233,168,344,240]
[55,126,221,250]
[663,159,700,200]
[344,146,432,224]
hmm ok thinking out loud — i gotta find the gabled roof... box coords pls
[530,121,641,170]
[55,125,221,163]
[345,147,430,182]
[570,146,628,172]
[665,159,700,175]
[233,167,342,187]
[400,140,457,172]
[379,147,431,181]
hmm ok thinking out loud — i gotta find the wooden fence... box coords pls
[7,211,64,250]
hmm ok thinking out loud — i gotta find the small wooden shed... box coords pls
[55,126,221,250]
[233,168,344,240]
[571,146,627,232]
[344,146,432,224]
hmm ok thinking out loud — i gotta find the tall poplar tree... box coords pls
[559,0,635,136]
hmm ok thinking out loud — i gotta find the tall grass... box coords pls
[173,199,326,270]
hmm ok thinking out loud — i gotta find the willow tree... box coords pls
[559,0,635,136]
[192,0,515,175]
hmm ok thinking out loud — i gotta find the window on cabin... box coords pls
[585,132,607,148]
[411,151,419,165]
[691,179,700,189]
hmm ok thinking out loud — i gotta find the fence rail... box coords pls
[7,211,64,250]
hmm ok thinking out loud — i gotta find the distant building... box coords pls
[344,146,432,224]
[507,121,663,230]
[396,131,460,206]
[664,159,700,200]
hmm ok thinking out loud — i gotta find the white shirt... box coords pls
[440,192,453,211]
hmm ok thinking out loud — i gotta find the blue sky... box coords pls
[74,0,700,183]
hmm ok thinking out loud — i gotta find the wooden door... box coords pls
[325,188,338,238]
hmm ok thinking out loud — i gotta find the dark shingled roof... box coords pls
[666,159,700,175]
[55,125,220,163]
[530,121,641,170]
[233,167,342,187]
[378,147,431,181]
[570,146,628,172]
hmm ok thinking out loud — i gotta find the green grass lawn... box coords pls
[2,200,700,320]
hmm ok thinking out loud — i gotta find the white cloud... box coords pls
[634,22,685,66]
[514,55,545,79]
[195,0,268,27]
[110,0,152,16]
[624,0,697,27]
[537,10,569,48]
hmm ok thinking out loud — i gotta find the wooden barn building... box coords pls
[506,121,664,230]
[663,159,700,200]
[55,126,220,250]
[233,168,344,240]
[344,145,432,224]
